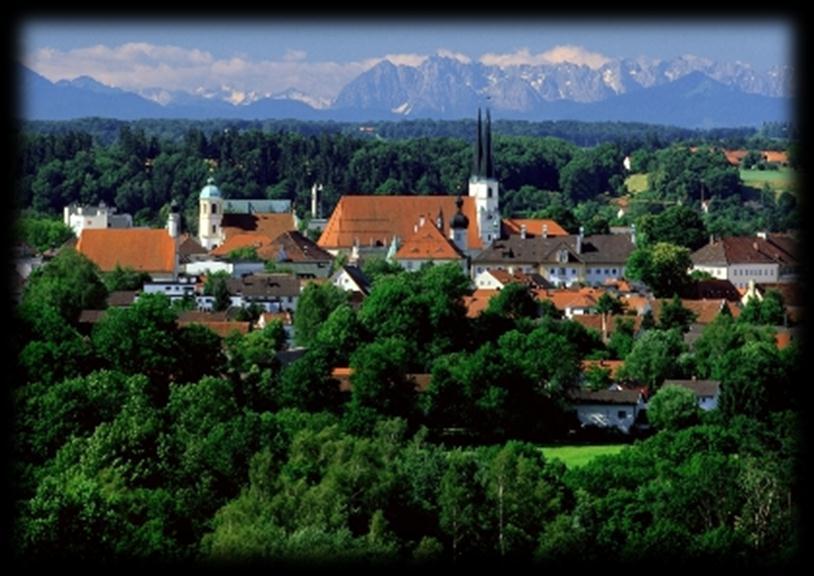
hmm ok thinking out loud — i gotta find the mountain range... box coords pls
[19,54,793,128]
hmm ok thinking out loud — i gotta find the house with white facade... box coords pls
[690,233,798,289]
[64,202,133,237]
[661,379,721,411]
[568,388,646,434]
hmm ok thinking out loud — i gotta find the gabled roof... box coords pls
[568,388,642,405]
[318,195,482,250]
[77,229,175,274]
[474,234,634,266]
[178,234,207,260]
[502,218,568,238]
[270,230,334,263]
[106,290,138,308]
[691,235,798,267]
[396,222,465,261]
[225,273,300,298]
[211,233,274,258]
[487,269,552,289]
[662,379,721,397]
[332,265,372,295]
[221,212,297,242]
[682,279,741,301]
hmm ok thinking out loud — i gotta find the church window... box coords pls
[212,204,218,214]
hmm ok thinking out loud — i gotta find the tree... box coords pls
[104,264,151,292]
[484,283,539,319]
[17,215,74,252]
[625,242,692,297]
[658,294,697,333]
[647,385,700,430]
[620,329,686,390]
[22,249,108,324]
[637,205,708,250]
[439,449,485,561]
[349,338,416,420]
[294,282,347,347]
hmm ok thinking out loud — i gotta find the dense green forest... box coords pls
[15,120,798,238]
[13,253,801,565]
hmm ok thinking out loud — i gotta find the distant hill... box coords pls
[19,60,792,128]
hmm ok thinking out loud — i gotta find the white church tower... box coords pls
[198,177,224,250]
[468,108,500,246]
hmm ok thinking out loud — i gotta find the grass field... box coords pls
[740,167,797,196]
[624,173,649,194]
[540,444,627,468]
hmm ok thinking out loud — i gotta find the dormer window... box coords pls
[558,249,568,263]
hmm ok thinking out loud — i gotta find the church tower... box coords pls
[198,177,224,250]
[468,108,499,246]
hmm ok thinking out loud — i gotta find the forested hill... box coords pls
[16,120,797,241]
[19,117,788,148]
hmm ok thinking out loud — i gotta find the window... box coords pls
[487,189,492,198]
[612,268,617,275]
[212,225,217,234]
[550,268,556,275]
[618,410,627,419]
[570,269,576,275]
[604,269,610,275]
[559,268,566,275]
[212,204,217,214]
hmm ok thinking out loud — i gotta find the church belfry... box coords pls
[469,108,499,246]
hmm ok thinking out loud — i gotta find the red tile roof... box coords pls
[221,213,297,242]
[572,314,642,336]
[581,359,625,379]
[211,233,274,258]
[318,196,482,250]
[330,367,431,392]
[651,298,741,325]
[502,218,568,237]
[178,320,250,338]
[77,229,175,274]
[462,289,500,318]
[396,222,465,261]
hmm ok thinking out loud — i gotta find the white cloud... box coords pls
[381,53,428,67]
[436,49,471,63]
[480,45,611,69]
[24,43,374,102]
[283,49,307,62]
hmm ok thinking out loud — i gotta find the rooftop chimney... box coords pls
[520,224,527,239]
[542,224,548,239]
[756,231,767,240]
[418,214,426,228]
[576,226,584,254]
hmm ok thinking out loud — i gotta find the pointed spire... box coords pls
[473,108,483,177]
[485,109,494,178]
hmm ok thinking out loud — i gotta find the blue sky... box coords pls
[21,20,793,103]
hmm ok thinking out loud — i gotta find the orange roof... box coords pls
[221,213,296,242]
[621,295,649,314]
[396,222,465,260]
[462,289,500,318]
[330,367,431,392]
[775,330,792,350]
[536,287,604,311]
[211,233,275,258]
[581,359,625,379]
[763,150,788,164]
[651,298,741,325]
[502,218,568,237]
[573,314,642,336]
[723,149,748,165]
[178,320,250,338]
[318,196,482,250]
[77,229,175,273]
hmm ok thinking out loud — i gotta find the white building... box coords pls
[660,380,721,411]
[64,202,132,237]
[569,388,646,434]
[690,233,798,289]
